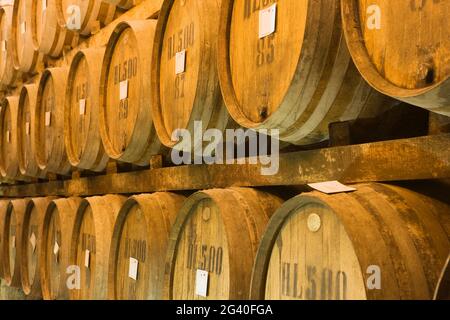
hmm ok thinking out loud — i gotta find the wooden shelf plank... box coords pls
[1,134,449,197]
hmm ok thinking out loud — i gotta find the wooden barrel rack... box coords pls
[0,0,448,302]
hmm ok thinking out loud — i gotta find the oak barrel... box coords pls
[151,0,229,149]
[250,183,450,300]
[434,255,450,300]
[17,84,47,179]
[57,0,116,36]
[65,48,109,172]
[0,278,27,300]
[217,0,390,145]
[33,0,77,57]
[20,197,57,300]
[103,0,143,10]
[0,97,28,181]
[40,197,82,300]
[109,193,185,300]
[69,195,126,300]
[35,68,72,176]
[0,199,29,288]
[164,188,283,300]
[341,0,450,116]
[0,5,20,89]
[12,0,42,73]
[0,199,10,279]
[99,20,164,166]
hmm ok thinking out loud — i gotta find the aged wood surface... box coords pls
[0,96,22,180]
[217,0,392,145]
[151,0,228,149]
[0,4,20,89]
[0,134,448,197]
[17,84,47,179]
[250,183,450,300]
[1,0,163,99]
[99,20,163,165]
[434,255,450,300]
[53,0,163,66]
[40,197,82,300]
[21,196,57,300]
[58,0,116,36]
[109,192,184,300]
[70,194,126,300]
[103,0,144,10]
[164,188,282,300]
[1,199,29,288]
[35,67,72,175]
[11,0,43,74]
[341,0,450,116]
[65,48,109,172]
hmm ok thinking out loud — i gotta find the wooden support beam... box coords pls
[0,134,449,197]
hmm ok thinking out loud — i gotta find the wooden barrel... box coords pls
[434,255,450,300]
[109,193,185,300]
[0,199,10,279]
[11,0,42,73]
[0,97,28,182]
[40,197,82,300]
[57,0,116,36]
[17,84,47,179]
[217,0,391,145]
[0,5,20,89]
[103,0,143,10]
[35,68,72,176]
[0,278,27,300]
[20,197,57,300]
[33,0,77,57]
[69,195,126,300]
[164,188,283,300]
[99,20,164,166]
[65,48,109,172]
[151,0,229,149]
[0,199,29,288]
[341,1,450,116]
[250,183,450,300]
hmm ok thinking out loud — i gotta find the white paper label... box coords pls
[119,80,128,100]
[128,257,138,280]
[29,232,36,253]
[21,21,26,34]
[6,130,10,143]
[84,250,90,268]
[1,40,6,52]
[53,241,59,255]
[175,50,186,75]
[25,122,30,135]
[45,111,51,126]
[11,235,15,248]
[259,3,277,38]
[308,181,356,194]
[79,99,86,115]
[195,270,209,297]
[42,0,47,11]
